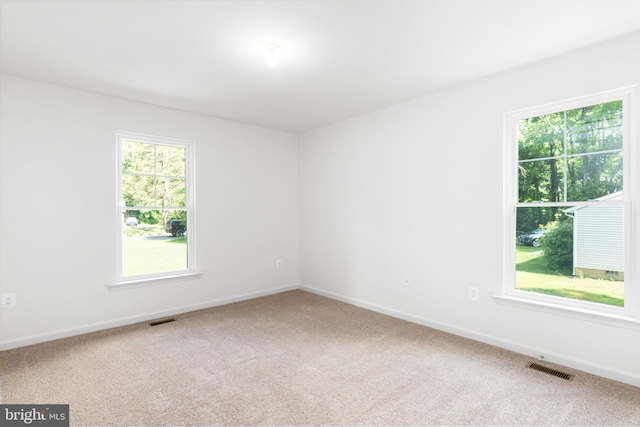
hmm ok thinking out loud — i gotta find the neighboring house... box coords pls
[566,191,624,280]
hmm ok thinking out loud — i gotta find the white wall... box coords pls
[3,32,640,388]
[0,75,299,348]
[299,31,640,386]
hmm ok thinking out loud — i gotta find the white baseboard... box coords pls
[299,284,640,388]
[0,284,298,351]
[4,282,639,388]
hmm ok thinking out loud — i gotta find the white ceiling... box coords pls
[2,0,640,133]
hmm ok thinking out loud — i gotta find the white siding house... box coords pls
[566,191,624,280]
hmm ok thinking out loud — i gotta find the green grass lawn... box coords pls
[123,224,166,238]
[123,236,187,277]
[515,245,624,306]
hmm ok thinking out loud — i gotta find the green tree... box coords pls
[122,140,186,226]
[565,101,623,201]
[541,219,574,274]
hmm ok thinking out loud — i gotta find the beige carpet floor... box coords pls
[2,290,640,426]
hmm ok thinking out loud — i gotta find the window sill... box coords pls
[493,294,640,331]
[109,272,203,291]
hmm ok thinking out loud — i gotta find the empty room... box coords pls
[2,0,640,425]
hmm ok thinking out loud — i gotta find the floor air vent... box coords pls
[527,362,575,381]
[149,318,176,326]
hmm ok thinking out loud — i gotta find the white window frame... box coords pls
[111,131,199,290]
[499,88,640,325]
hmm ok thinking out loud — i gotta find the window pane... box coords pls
[566,101,623,155]
[515,205,623,307]
[156,177,186,207]
[122,141,187,208]
[122,174,155,207]
[156,145,185,178]
[122,140,154,175]
[518,159,565,203]
[121,210,187,277]
[566,152,623,201]
[518,112,564,161]
[516,206,555,235]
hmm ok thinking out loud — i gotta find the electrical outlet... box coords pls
[276,259,283,269]
[1,293,16,308]
[468,287,479,301]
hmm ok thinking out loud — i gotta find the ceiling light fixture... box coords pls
[264,43,281,67]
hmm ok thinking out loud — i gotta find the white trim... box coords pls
[115,130,194,149]
[3,283,640,388]
[115,131,196,282]
[299,284,640,388]
[503,284,632,317]
[109,272,203,291]
[516,200,624,208]
[621,91,638,315]
[493,294,640,330]
[518,148,623,164]
[573,204,578,276]
[503,88,636,316]
[0,284,299,352]
[505,86,635,121]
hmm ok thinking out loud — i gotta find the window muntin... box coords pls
[505,92,630,313]
[517,100,623,204]
[117,133,195,281]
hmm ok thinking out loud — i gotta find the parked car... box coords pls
[518,229,546,247]
[165,220,186,237]
[125,217,139,226]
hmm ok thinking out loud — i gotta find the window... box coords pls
[503,89,633,317]
[115,132,196,284]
